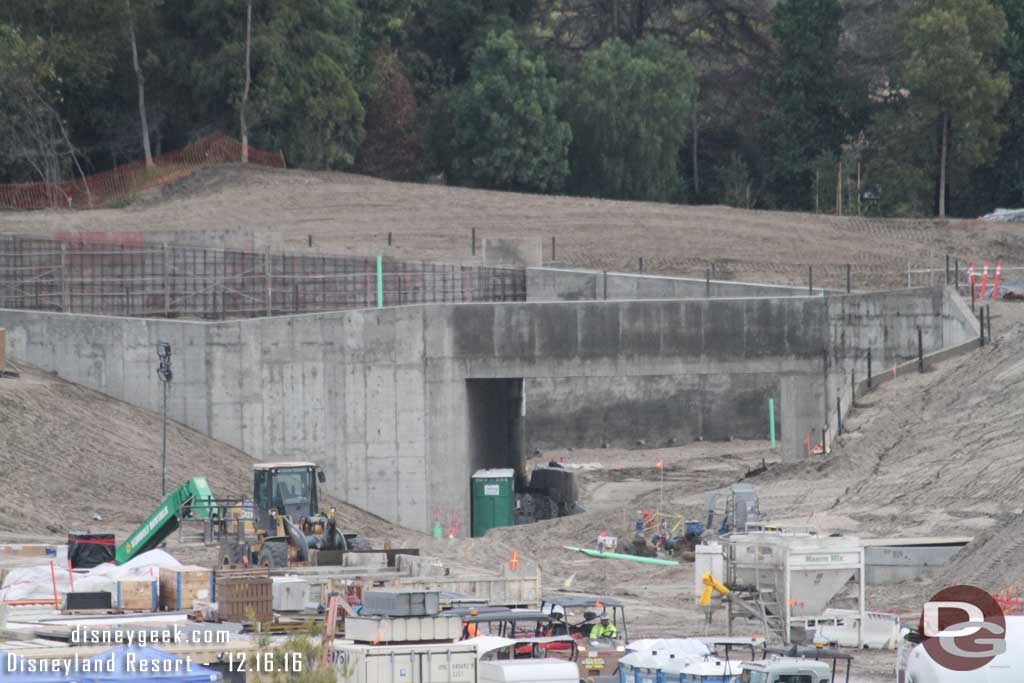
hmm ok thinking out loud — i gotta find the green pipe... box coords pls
[563,546,679,566]
[376,255,383,308]
[769,398,776,449]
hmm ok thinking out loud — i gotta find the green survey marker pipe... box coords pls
[564,546,680,566]
[376,255,383,308]
[769,398,776,449]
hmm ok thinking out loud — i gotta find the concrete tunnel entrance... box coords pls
[466,378,582,534]
[466,378,525,479]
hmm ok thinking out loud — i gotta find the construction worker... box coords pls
[462,621,480,640]
[589,616,617,640]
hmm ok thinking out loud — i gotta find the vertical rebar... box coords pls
[639,256,644,273]
[846,264,851,294]
[980,307,986,347]
[471,227,476,256]
[706,267,711,298]
[603,271,608,300]
[808,266,813,294]
[388,231,392,246]
[987,304,993,342]
[945,255,950,285]
[867,348,872,388]
[918,327,924,372]
[551,236,556,262]
[837,397,842,435]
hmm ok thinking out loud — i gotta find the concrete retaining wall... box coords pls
[526,267,826,302]
[0,286,979,533]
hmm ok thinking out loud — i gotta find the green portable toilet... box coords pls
[471,468,515,537]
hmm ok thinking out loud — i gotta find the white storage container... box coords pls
[346,615,463,643]
[272,576,311,611]
[334,641,478,683]
[477,660,578,683]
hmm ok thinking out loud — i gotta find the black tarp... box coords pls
[67,532,115,568]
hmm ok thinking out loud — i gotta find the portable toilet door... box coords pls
[472,469,515,537]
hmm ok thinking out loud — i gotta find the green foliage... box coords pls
[758,0,851,210]
[898,0,1009,214]
[185,0,365,169]
[357,50,422,180]
[1,0,1023,216]
[568,38,696,201]
[437,31,570,192]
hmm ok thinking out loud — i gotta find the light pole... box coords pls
[157,342,173,498]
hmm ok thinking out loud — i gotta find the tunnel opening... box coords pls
[466,378,580,536]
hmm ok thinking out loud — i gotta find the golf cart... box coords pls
[540,593,629,680]
[741,645,852,683]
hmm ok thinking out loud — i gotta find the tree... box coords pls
[567,38,696,201]
[185,0,365,169]
[757,0,852,210]
[0,24,90,204]
[899,0,1009,217]
[356,50,422,180]
[437,31,570,192]
[126,0,154,167]
[240,0,252,163]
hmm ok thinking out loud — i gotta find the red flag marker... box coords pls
[892,363,897,378]
[656,459,664,469]
[992,261,1002,300]
[981,261,989,299]
[805,432,812,459]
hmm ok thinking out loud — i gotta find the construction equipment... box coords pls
[704,484,760,536]
[119,462,369,569]
[210,462,368,568]
[115,477,217,564]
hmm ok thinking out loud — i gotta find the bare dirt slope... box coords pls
[2,165,1023,288]
[0,365,398,541]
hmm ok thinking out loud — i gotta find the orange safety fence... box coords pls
[994,586,1024,615]
[0,133,285,211]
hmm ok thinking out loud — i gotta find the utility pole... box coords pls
[157,342,173,498]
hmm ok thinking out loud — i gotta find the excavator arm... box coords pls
[115,477,217,564]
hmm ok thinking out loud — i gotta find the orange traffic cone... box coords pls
[509,550,520,571]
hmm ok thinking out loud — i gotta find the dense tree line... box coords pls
[1,0,1020,217]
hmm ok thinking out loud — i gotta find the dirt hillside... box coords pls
[2,165,1023,288]
[0,365,397,542]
